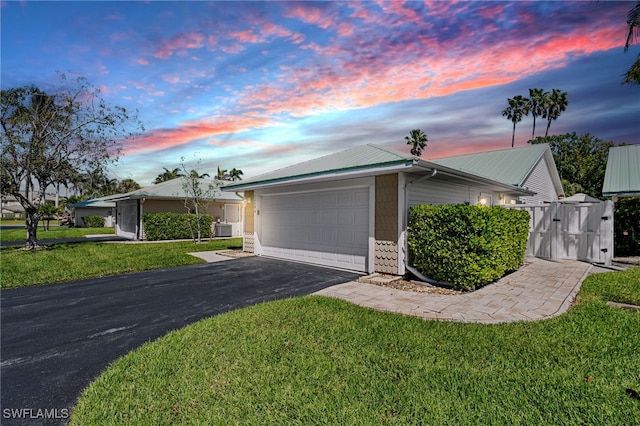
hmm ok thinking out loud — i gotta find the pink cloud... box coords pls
[123,115,275,154]
[155,32,205,58]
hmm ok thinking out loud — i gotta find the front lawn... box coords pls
[71,268,640,425]
[0,226,115,242]
[0,238,242,288]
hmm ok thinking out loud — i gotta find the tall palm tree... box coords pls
[229,168,244,181]
[404,129,428,157]
[153,167,184,184]
[624,1,640,85]
[543,89,569,137]
[502,95,530,148]
[528,88,546,140]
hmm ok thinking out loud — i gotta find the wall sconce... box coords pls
[510,199,517,205]
[479,197,488,205]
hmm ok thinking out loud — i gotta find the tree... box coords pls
[180,158,219,243]
[623,1,640,85]
[228,168,244,181]
[189,170,210,179]
[528,88,546,139]
[404,129,428,157]
[38,202,61,231]
[215,167,229,181]
[0,74,142,249]
[154,167,184,184]
[542,89,568,137]
[502,95,530,148]
[529,132,615,198]
[117,178,140,194]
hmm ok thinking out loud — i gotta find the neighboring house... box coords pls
[602,144,640,201]
[223,143,563,274]
[70,195,118,227]
[113,178,244,240]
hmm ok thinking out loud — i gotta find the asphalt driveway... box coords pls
[0,257,360,425]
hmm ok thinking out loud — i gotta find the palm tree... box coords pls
[229,168,244,181]
[404,129,428,157]
[528,88,546,140]
[216,167,229,181]
[502,95,530,148]
[117,178,140,193]
[154,167,184,184]
[543,89,568,137]
[189,170,210,179]
[624,1,640,85]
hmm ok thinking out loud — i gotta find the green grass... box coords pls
[0,226,115,242]
[0,238,242,288]
[71,268,640,425]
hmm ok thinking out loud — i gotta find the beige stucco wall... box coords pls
[375,174,399,274]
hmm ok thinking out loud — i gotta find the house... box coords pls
[223,143,563,274]
[70,195,118,227]
[113,178,245,240]
[602,144,640,201]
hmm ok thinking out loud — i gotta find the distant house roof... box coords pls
[114,178,243,202]
[602,145,640,198]
[70,194,120,208]
[223,144,535,196]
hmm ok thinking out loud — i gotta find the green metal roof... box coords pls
[603,145,640,197]
[223,144,414,190]
[430,144,550,187]
[116,178,243,202]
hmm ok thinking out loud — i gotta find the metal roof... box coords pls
[430,144,550,186]
[223,144,414,190]
[602,145,640,197]
[223,144,537,195]
[112,178,243,202]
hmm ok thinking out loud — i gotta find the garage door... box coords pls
[260,187,369,271]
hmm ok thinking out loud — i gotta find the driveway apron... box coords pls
[0,257,360,426]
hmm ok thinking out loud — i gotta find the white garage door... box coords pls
[260,187,369,271]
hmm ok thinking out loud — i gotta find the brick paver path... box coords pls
[314,258,593,323]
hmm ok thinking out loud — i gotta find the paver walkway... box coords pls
[314,258,594,323]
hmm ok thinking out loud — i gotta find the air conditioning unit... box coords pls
[215,223,232,237]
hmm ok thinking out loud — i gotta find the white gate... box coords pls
[508,201,614,265]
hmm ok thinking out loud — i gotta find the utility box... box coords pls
[215,223,232,237]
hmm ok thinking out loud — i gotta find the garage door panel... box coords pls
[260,187,369,271]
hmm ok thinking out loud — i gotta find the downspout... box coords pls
[402,167,453,287]
[137,197,145,240]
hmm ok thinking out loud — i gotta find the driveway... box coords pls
[0,257,360,426]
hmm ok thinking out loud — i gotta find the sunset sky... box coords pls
[2,1,639,186]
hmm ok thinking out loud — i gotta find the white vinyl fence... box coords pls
[507,200,614,265]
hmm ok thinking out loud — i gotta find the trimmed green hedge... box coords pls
[142,212,213,241]
[408,204,530,291]
[83,215,105,228]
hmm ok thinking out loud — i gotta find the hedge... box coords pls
[142,212,213,241]
[83,215,105,228]
[408,204,530,291]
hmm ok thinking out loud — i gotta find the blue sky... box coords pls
[2,1,638,186]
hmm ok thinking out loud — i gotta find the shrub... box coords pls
[83,215,105,228]
[408,204,530,291]
[142,212,213,241]
[614,198,640,256]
